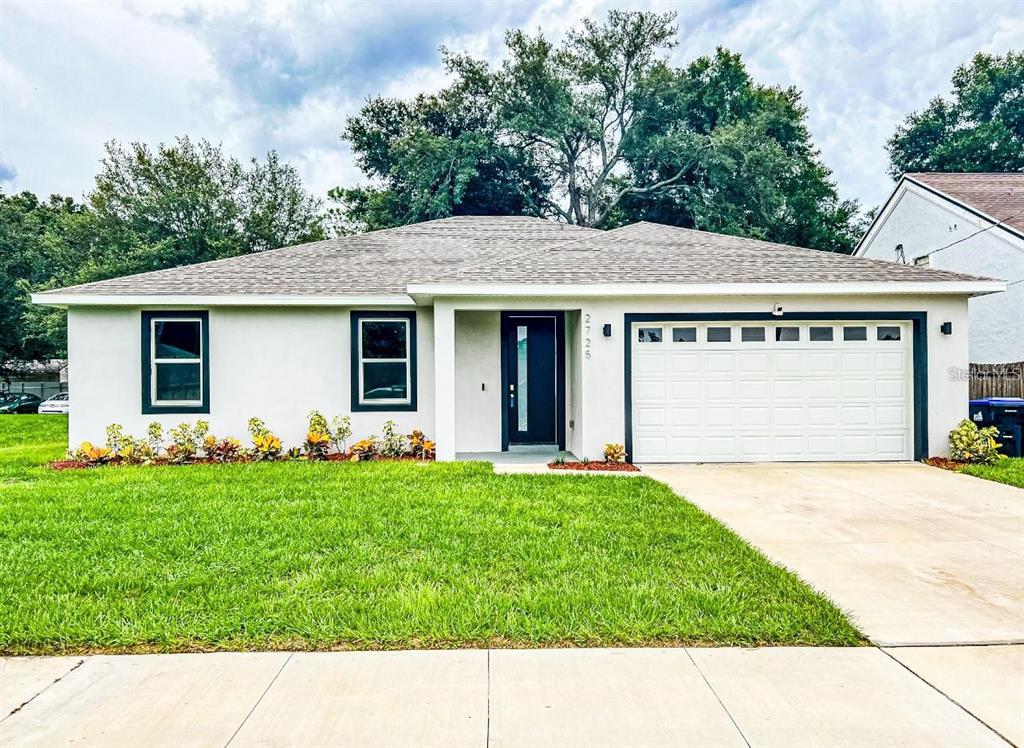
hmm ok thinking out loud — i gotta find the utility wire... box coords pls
[917,207,1024,260]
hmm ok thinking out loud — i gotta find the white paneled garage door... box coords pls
[631,320,913,462]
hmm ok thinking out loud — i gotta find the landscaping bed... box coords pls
[0,415,863,653]
[549,461,640,472]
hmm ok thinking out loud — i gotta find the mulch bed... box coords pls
[924,457,968,471]
[50,454,434,470]
[548,461,640,472]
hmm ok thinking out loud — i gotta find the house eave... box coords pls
[407,281,1005,303]
[30,293,417,309]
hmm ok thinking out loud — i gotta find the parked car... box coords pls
[37,392,70,414]
[0,393,43,414]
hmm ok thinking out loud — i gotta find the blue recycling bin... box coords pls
[969,398,1024,457]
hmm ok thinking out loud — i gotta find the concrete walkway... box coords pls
[1,646,1018,747]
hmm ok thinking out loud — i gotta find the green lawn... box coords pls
[0,415,862,653]
[960,458,1024,489]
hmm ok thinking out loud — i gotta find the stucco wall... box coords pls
[859,188,1023,363]
[453,310,501,452]
[68,294,970,461]
[66,306,435,449]
[434,294,970,461]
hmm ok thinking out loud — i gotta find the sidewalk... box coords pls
[2,645,1019,747]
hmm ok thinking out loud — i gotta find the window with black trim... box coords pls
[142,311,210,414]
[351,311,417,412]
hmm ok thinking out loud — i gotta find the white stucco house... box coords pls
[34,217,1005,463]
[855,173,1023,364]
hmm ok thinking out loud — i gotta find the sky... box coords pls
[1,0,1021,213]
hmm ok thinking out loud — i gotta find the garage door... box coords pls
[631,320,913,462]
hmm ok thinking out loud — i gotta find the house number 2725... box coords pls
[584,313,592,359]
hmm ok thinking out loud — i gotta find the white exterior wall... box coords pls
[67,293,970,460]
[859,188,1024,363]
[454,311,502,452]
[435,293,970,461]
[66,306,434,449]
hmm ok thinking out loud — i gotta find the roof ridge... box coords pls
[434,223,602,281]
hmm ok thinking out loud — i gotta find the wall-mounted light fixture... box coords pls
[940,322,953,335]
[771,304,784,317]
[602,324,612,337]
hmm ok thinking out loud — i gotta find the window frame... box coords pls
[141,311,210,415]
[350,310,418,412]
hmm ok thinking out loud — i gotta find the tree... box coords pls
[887,51,1024,176]
[2,140,326,368]
[337,11,860,251]
[0,192,96,372]
[89,137,325,278]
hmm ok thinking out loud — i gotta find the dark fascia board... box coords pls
[350,310,418,413]
[622,312,929,464]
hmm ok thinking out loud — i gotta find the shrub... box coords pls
[105,424,150,464]
[247,417,282,461]
[204,436,243,463]
[603,443,627,463]
[167,421,208,464]
[350,437,378,461]
[307,410,330,436]
[304,431,332,460]
[948,419,1006,464]
[380,420,407,458]
[146,422,164,456]
[71,442,113,465]
[252,433,282,462]
[286,446,304,460]
[408,430,435,460]
[330,415,352,454]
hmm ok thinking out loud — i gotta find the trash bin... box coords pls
[969,398,1024,458]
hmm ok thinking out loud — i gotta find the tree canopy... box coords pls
[887,51,1024,176]
[1,139,324,372]
[336,10,861,252]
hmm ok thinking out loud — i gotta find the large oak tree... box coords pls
[337,10,861,252]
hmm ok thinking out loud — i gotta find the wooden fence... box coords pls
[969,362,1024,399]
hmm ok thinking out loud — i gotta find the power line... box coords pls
[917,208,1024,260]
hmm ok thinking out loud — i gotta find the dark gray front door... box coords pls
[503,314,559,445]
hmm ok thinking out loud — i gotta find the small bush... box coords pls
[330,415,352,454]
[204,436,243,463]
[603,443,626,463]
[252,433,282,462]
[304,431,332,460]
[167,421,208,464]
[350,437,378,461]
[70,441,113,465]
[408,429,435,460]
[948,419,1006,464]
[380,420,407,458]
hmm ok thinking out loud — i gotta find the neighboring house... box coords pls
[855,173,1024,364]
[33,217,1004,463]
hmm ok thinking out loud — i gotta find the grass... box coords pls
[0,415,862,653]
[960,458,1024,489]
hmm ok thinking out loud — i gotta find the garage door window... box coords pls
[672,327,697,343]
[776,326,800,342]
[809,326,834,341]
[638,327,663,343]
[707,327,731,343]
[877,326,901,341]
[741,327,766,342]
[843,326,868,341]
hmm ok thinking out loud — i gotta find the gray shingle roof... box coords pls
[442,222,993,285]
[44,216,600,297]
[40,216,993,299]
[907,173,1024,234]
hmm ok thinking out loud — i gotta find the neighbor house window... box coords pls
[141,311,209,414]
[350,311,417,412]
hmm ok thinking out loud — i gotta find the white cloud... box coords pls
[1,0,1021,211]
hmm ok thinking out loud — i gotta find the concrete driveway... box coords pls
[642,462,1023,647]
